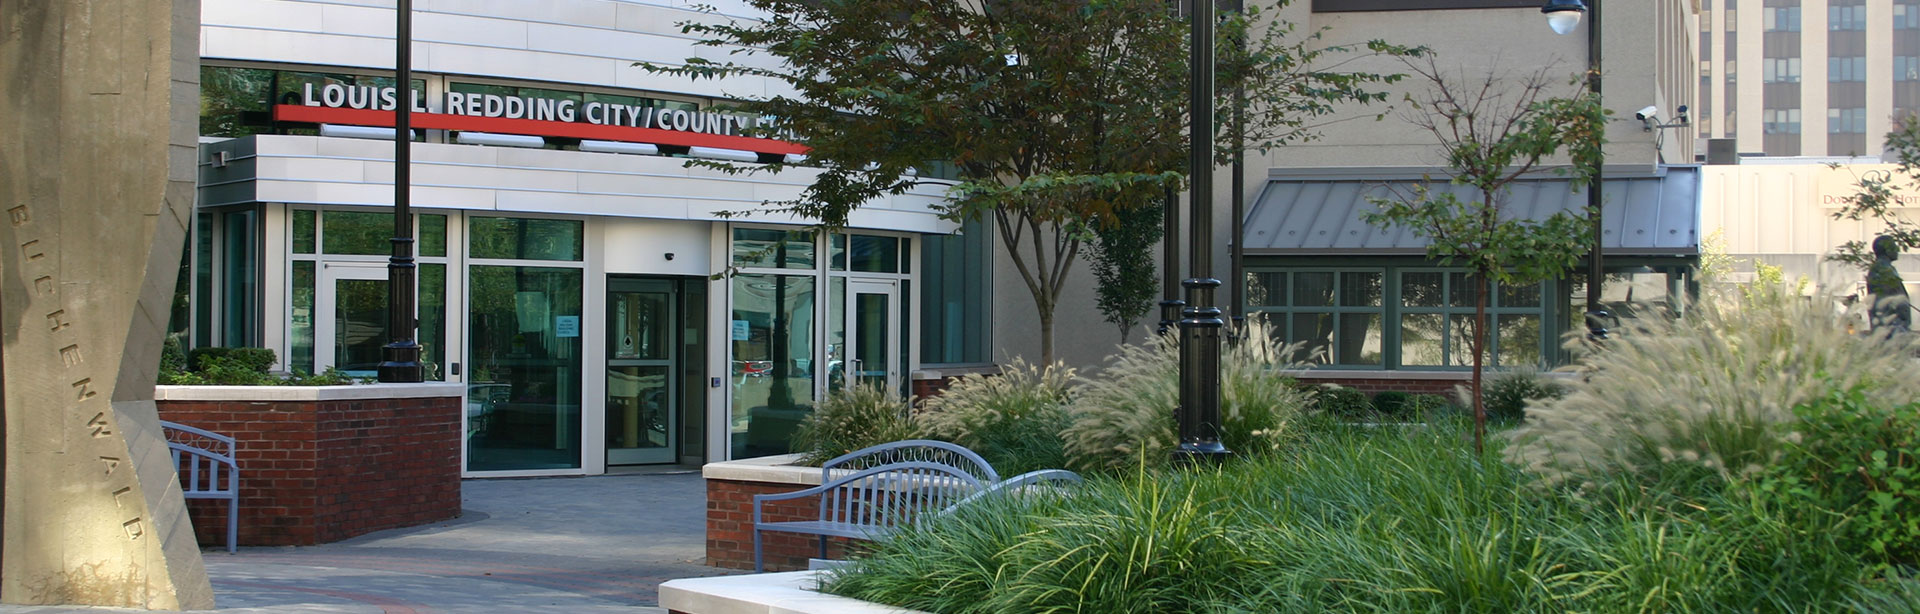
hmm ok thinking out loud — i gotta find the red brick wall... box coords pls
[1293,374,1465,397]
[157,394,461,548]
[707,478,858,571]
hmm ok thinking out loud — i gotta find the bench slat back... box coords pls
[161,420,238,498]
[821,440,1000,484]
[818,461,984,530]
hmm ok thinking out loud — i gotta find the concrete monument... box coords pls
[0,0,215,609]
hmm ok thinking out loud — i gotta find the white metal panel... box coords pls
[602,218,711,276]
[203,0,325,32]
[415,10,529,50]
[320,2,398,38]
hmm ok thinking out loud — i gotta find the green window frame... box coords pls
[1245,265,1554,370]
[1246,269,1385,367]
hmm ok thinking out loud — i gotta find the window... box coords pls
[199,65,426,139]
[921,219,991,364]
[1762,6,1800,32]
[1762,57,1801,83]
[1764,108,1802,134]
[1829,108,1868,134]
[470,217,583,261]
[1246,268,1551,369]
[1829,3,1866,30]
[1830,56,1867,82]
[1900,57,1920,82]
[1397,271,1544,368]
[1898,3,1920,29]
[1247,270,1383,367]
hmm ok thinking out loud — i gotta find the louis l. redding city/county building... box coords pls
[188,0,1715,478]
[190,0,990,477]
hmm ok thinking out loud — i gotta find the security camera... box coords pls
[1635,106,1659,121]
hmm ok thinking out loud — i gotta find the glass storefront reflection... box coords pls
[467,265,584,471]
[730,273,815,459]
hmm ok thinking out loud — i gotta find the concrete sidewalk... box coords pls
[3,471,735,614]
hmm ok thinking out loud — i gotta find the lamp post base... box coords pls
[1173,441,1233,466]
[378,342,424,383]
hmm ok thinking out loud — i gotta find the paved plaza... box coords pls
[2,470,731,614]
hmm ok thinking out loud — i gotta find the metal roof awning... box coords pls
[1242,166,1701,257]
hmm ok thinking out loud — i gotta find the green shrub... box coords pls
[187,346,277,373]
[1750,386,1920,570]
[1063,320,1312,473]
[1481,368,1566,423]
[792,383,917,466]
[1310,384,1371,418]
[1370,390,1413,417]
[1406,393,1456,419]
[915,359,1073,475]
[826,424,1867,612]
[1506,286,1920,487]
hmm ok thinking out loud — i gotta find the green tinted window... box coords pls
[322,211,393,255]
[420,214,447,257]
[470,217,584,261]
[732,228,816,269]
[292,209,317,254]
[200,66,274,138]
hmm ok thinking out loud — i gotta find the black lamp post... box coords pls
[1175,0,1230,464]
[1542,0,1610,341]
[379,0,424,383]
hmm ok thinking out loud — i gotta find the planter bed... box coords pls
[155,383,464,547]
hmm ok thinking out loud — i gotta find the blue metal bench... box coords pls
[161,420,240,554]
[819,439,1000,484]
[753,461,985,572]
[751,441,1081,571]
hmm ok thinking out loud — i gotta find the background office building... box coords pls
[1696,0,1920,157]
[188,0,991,476]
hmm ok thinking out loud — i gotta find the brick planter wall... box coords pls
[155,383,465,548]
[704,455,864,572]
[1288,370,1473,397]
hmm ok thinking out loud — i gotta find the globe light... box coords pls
[1542,0,1588,35]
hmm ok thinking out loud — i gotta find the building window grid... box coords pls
[1763,57,1802,83]
[1763,6,1800,32]
[1897,3,1920,29]
[1829,107,1868,134]
[1828,4,1866,31]
[1764,108,1803,134]
[1245,268,1549,370]
[1830,56,1867,82]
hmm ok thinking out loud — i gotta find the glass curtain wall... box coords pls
[465,217,586,472]
[728,226,916,460]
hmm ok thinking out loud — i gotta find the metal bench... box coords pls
[161,420,240,553]
[819,439,1000,484]
[753,461,985,571]
[751,441,1082,571]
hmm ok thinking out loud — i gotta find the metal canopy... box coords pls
[1242,166,1701,256]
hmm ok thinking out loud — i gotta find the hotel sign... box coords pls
[1817,166,1920,208]
[275,83,806,155]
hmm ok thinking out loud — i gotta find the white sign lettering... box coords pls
[300,83,761,137]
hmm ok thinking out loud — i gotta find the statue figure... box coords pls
[1867,235,1912,337]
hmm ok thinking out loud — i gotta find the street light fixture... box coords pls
[1175,0,1230,464]
[379,0,424,383]
[1542,0,1610,341]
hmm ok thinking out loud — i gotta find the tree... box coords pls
[1832,115,1920,270]
[1362,58,1607,453]
[643,0,1414,364]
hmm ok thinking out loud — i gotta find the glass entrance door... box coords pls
[844,280,900,393]
[316,263,389,377]
[607,278,677,465]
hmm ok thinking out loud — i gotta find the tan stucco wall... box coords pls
[994,2,1701,373]
[1700,162,1920,289]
